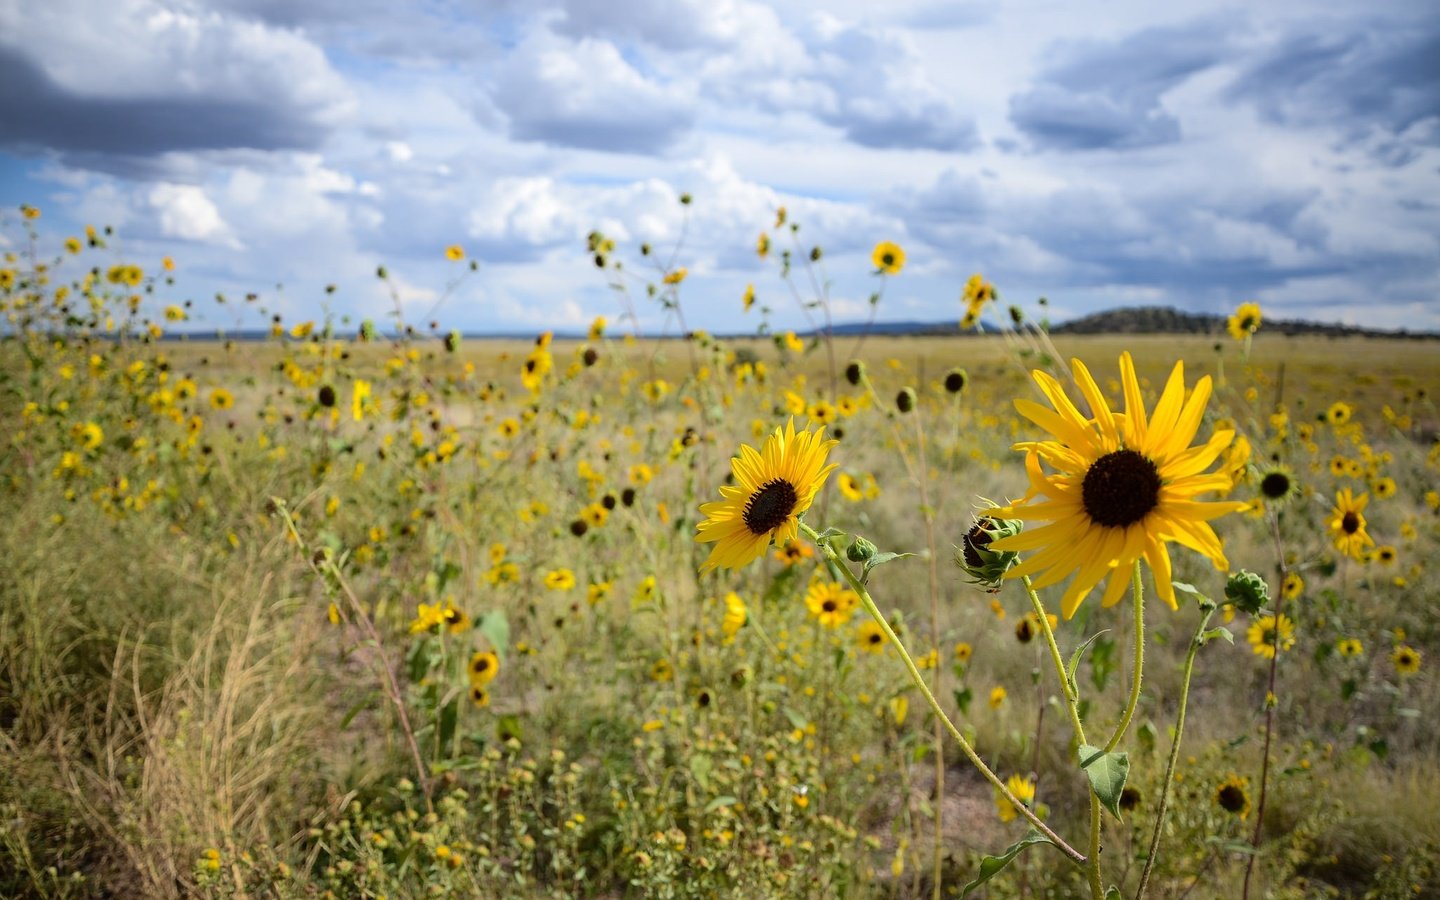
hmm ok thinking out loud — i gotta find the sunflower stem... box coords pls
[1021,576,1087,746]
[799,521,1088,868]
[1104,561,1145,754]
[1136,602,1215,899]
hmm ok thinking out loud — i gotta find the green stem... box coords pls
[1021,576,1087,746]
[1023,576,1105,900]
[1136,603,1216,899]
[1104,562,1145,753]
[799,522,1088,867]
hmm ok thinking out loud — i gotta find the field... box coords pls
[2,238,1439,898]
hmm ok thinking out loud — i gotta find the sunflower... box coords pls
[1393,644,1422,676]
[444,244,465,261]
[1326,402,1352,426]
[544,569,576,591]
[468,651,499,686]
[995,773,1035,824]
[1336,638,1363,658]
[1226,302,1262,340]
[989,352,1245,618]
[210,388,234,410]
[1281,571,1304,601]
[871,241,905,275]
[1215,775,1251,818]
[1328,488,1374,560]
[838,472,864,502]
[856,619,888,653]
[721,591,747,639]
[696,419,838,572]
[805,581,858,628]
[1246,614,1295,659]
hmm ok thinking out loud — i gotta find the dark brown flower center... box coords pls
[1217,784,1246,813]
[1341,512,1360,535]
[822,599,837,613]
[868,633,882,644]
[743,478,798,535]
[1082,449,1161,528]
[963,519,994,568]
[1260,471,1291,499]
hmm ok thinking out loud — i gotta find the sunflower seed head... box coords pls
[957,510,1023,588]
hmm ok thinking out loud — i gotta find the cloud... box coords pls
[1009,20,1231,151]
[1225,18,1440,163]
[489,32,696,153]
[148,183,241,248]
[0,0,353,164]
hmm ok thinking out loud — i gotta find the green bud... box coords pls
[847,535,878,563]
[1224,570,1270,615]
[359,319,376,341]
[444,329,461,353]
[956,509,1023,588]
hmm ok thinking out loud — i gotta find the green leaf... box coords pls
[340,692,376,730]
[704,796,738,813]
[783,707,809,731]
[1079,744,1130,820]
[1106,889,1123,900]
[1066,630,1110,696]
[1171,580,1206,599]
[437,696,460,748]
[1200,626,1234,646]
[862,551,916,582]
[953,687,973,717]
[811,526,846,545]
[1137,720,1158,755]
[478,610,510,654]
[960,829,1056,896]
[690,754,712,791]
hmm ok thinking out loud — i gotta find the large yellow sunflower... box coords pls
[990,352,1245,618]
[696,419,838,571]
[1327,487,1374,559]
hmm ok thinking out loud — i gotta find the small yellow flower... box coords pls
[989,686,1007,709]
[544,568,576,591]
[1246,614,1296,659]
[871,241,905,275]
[995,774,1035,823]
[445,244,465,261]
[1392,645,1421,676]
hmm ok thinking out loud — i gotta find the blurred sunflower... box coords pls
[994,774,1035,824]
[871,241,905,275]
[1246,613,1295,659]
[1226,302,1262,340]
[990,352,1245,618]
[1215,775,1251,818]
[856,619,887,653]
[1393,644,1421,676]
[1328,488,1374,560]
[805,581,858,628]
[696,419,837,571]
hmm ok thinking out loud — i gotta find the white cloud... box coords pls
[148,183,240,247]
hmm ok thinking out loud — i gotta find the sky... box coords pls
[1,0,1437,336]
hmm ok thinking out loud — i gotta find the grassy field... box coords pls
[3,240,1440,898]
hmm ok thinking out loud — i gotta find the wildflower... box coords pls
[1328,488,1374,560]
[805,581,858,628]
[1326,401,1353,426]
[895,387,916,413]
[871,241,905,275]
[943,368,968,394]
[1336,638,1363,658]
[1226,302,1262,340]
[445,244,465,261]
[1281,572,1304,601]
[1393,645,1421,676]
[650,658,673,682]
[989,686,1007,709]
[409,600,469,634]
[351,379,372,422]
[721,592,747,639]
[468,651,499,686]
[1215,775,1251,818]
[856,620,887,653]
[545,569,576,591]
[469,685,490,708]
[1374,545,1397,565]
[695,419,838,572]
[757,233,770,259]
[586,581,612,605]
[742,283,756,312]
[1371,477,1397,500]
[1246,614,1295,659]
[954,642,973,663]
[838,472,864,502]
[662,267,687,285]
[990,352,1244,618]
[633,575,657,605]
[210,388,234,410]
[995,774,1035,823]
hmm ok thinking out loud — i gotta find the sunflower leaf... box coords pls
[1065,630,1109,697]
[1078,744,1130,820]
[811,526,847,546]
[1200,626,1234,646]
[960,829,1055,896]
[861,551,915,582]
